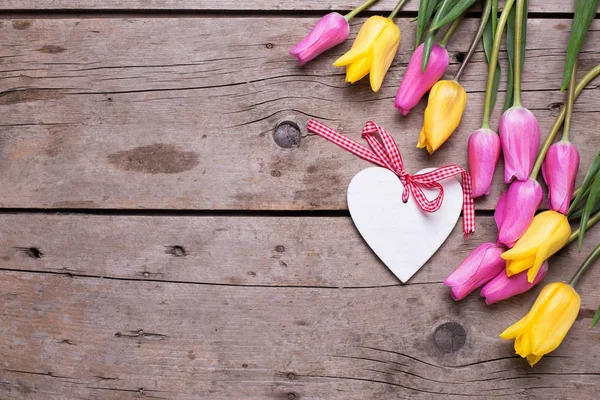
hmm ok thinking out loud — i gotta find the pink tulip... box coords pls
[499,106,541,183]
[444,243,506,301]
[480,262,548,305]
[495,178,544,248]
[468,128,501,198]
[290,13,350,65]
[542,141,580,214]
[394,43,449,116]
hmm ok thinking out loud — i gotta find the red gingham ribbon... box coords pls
[307,119,475,235]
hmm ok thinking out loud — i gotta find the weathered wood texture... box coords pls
[0,0,579,12]
[1,17,599,211]
[1,214,600,400]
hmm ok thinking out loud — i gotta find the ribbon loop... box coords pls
[306,119,475,235]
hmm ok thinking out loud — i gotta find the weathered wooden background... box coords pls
[1,1,600,399]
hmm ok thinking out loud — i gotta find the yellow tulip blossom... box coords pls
[500,282,580,367]
[417,80,467,154]
[502,211,571,283]
[334,16,400,93]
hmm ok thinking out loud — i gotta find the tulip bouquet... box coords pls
[445,0,600,366]
[290,0,600,367]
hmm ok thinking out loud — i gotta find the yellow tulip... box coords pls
[500,282,580,367]
[417,80,467,154]
[502,211,571,283]
[334,16,400,92]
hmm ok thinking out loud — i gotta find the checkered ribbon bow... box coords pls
[307,119,475,235]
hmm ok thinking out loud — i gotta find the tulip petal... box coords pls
[506,257,535,276]
[527,216,571,283]
[369,23,400,92]
[500,283,562,339]
[526,354,543,367]
[334,16,389,67]
[346,57,370,83]
[494,191,507,230]
[418,80,467,154]
[502,211,565,262]
[514,334,530,358]
[529,287,580,356]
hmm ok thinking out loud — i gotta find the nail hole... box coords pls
[287,393,296,400]
[265,43,274,49]
[273,121,301,148]
[275,245,285,253]
[455,52,465,63]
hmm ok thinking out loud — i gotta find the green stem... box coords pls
[513,0,525,106]
[345,0,380,21]
[439,13,465,47]
[568,209,600,245]
[388,0,409,20]
[454,0,492,81]
[530,63,600,179]
[482,0,516,129]
[569,242,600,287]
[562,58,578,142]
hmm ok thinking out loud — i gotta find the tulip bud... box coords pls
[542,141,580,214]
[334,16,401,92]
[290,13,350,65]
[502,211,571,283]
[394,43,449,116]
[468,129,501,198]
[495,178,543,248]
[417,80,467,154]
[500,282,580,366]
[499,106,541,183]
[444,243,506,301]
[480,262,548,305]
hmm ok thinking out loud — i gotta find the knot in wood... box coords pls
[273,122,301,148]
[433,322,466,354]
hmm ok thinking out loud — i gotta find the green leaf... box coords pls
[592,306,600,329]
[416,0,430,48]
[503,0,528,111]
[422,0,454,71]
[569,150,600,215]
[429,0,477,31]
[562,0,600,91]
[579,169,600,250]
[416,0,440,47]
[422,30,437,72]
[483,0,500,112]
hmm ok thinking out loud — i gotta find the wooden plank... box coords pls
[0,0,579,13]
[1,17,599,211]
[1,214,599,399]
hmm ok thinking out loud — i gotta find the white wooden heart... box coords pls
[347,167,463,283]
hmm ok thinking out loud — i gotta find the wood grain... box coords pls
[0,0,579,13]
[1,214,599,400]
[0,17,599,211]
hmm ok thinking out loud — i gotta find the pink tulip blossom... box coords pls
[444,243,506,301]
[290,13,350,65]
[468,128,501,198]
[394,43,449,116]
[480,262,548,305]
[542,141,580,214]
[499,106,541,183]
[495,178,544,248]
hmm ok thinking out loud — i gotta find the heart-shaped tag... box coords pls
[348,167,463,283]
